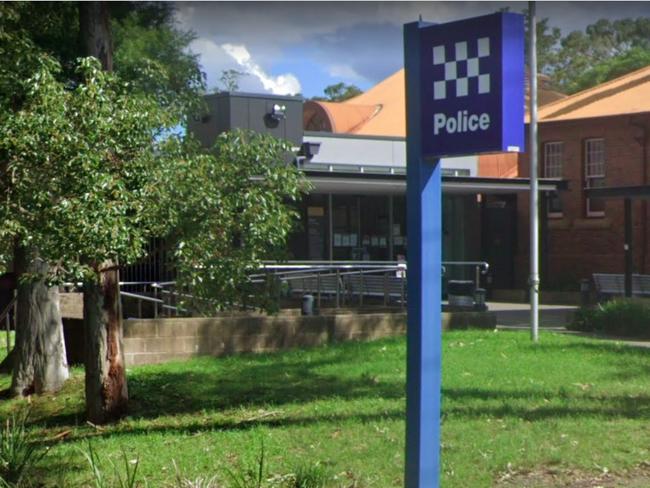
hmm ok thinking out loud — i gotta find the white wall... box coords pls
[303,133,478,176]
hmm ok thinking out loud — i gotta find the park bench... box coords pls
[345,273,406,304]
[593,273,650,299]
[287,273,343,299]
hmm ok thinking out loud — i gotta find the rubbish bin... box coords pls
[580,279,591,306]
[448,280,475,308]
[302,294,314,316]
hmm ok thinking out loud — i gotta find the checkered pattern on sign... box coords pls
[432,37,491,100]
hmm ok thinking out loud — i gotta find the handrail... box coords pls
[250,266,400,284]
[442,261,490,274]
[56,260,491,319]
[0,295,16,353]
[262,260,401,265]
[120,291,163,304]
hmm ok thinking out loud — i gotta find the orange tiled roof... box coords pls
[304,70,406,137]
[304,68,567,137]
[539,64,650,122]
[303,100,378,133]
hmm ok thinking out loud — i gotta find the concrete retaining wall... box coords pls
[122,310,496,366]
[123,313,406,366]
[60,292,83,319]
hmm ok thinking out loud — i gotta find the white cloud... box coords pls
[178,2,650,97]
[188,38,263,93]
[221,43,302,95]
[327,64,368,83]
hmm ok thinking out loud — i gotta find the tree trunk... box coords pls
[79,1,127,425]
[10,246,69,397]
[78,2,113,71]
[84,262,128,424]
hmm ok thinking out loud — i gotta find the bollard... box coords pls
[302,294,314,316]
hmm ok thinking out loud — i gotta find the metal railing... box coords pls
[260,264,407,310]
[63,281,184,319]
[0,294,16,353]
[55,260,490,319]
[256,260,489,311]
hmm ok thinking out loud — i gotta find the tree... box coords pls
[0,56,174,421]
[524,12,562,76]
[569,47,650,93]
[2,3,306,420]
[550,17,650,93]
[0,0,206,405]
[111,7,206,120]
[10,249,69,396]
[12,1,206,120]
[312,82,363,102]
[498,6,561,77]
[78,0,129,424]
[0,3,70,396]
[157,131,308,314]
[217,69,248,92]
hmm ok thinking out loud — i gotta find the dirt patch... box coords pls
[495,462,650,487]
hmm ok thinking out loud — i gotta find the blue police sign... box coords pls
[419,12,525,158]
[404,11,525,488]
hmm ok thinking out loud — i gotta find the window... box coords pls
[585,138,606,217]
[543,142,563,216]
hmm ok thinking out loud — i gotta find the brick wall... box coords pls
[516,114,650,287]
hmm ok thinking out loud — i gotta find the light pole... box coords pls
[529,1,540,342]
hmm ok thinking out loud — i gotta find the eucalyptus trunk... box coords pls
[83,263,128,424]
[79,2,113,72]
[10,246,69,397]
[79,1,128,424]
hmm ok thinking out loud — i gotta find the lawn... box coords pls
[1,330,650,487]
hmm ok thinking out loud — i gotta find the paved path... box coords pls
[488,301,577,329]
[487,301,650,349]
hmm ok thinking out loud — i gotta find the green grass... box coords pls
[1,330,650,486]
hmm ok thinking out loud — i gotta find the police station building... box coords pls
[189,66,564,290]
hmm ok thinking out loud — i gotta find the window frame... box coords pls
[542,141,564,218]
[584,138,606,218]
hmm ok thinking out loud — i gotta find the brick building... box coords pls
[510,65,650,289]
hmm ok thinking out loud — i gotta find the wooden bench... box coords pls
[593,273,650,299]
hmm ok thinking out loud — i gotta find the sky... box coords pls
[174,1,650,98]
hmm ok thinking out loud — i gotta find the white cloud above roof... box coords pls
[221,43,302,95]
[176,1,650,97]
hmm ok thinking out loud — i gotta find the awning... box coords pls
[304,171,567,196]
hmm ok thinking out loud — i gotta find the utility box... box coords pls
[188,92,304,148]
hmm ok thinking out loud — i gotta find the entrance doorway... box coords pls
[482,195,517,289]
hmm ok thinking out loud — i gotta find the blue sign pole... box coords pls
[404,20,442,488]
[403,13,524,487]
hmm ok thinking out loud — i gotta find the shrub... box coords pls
[569,298,650,338]
[223,443,265,488]
[286,462,329,488]
[0,408,48,487]
[80,441,141,488]
[570,306,599,333]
